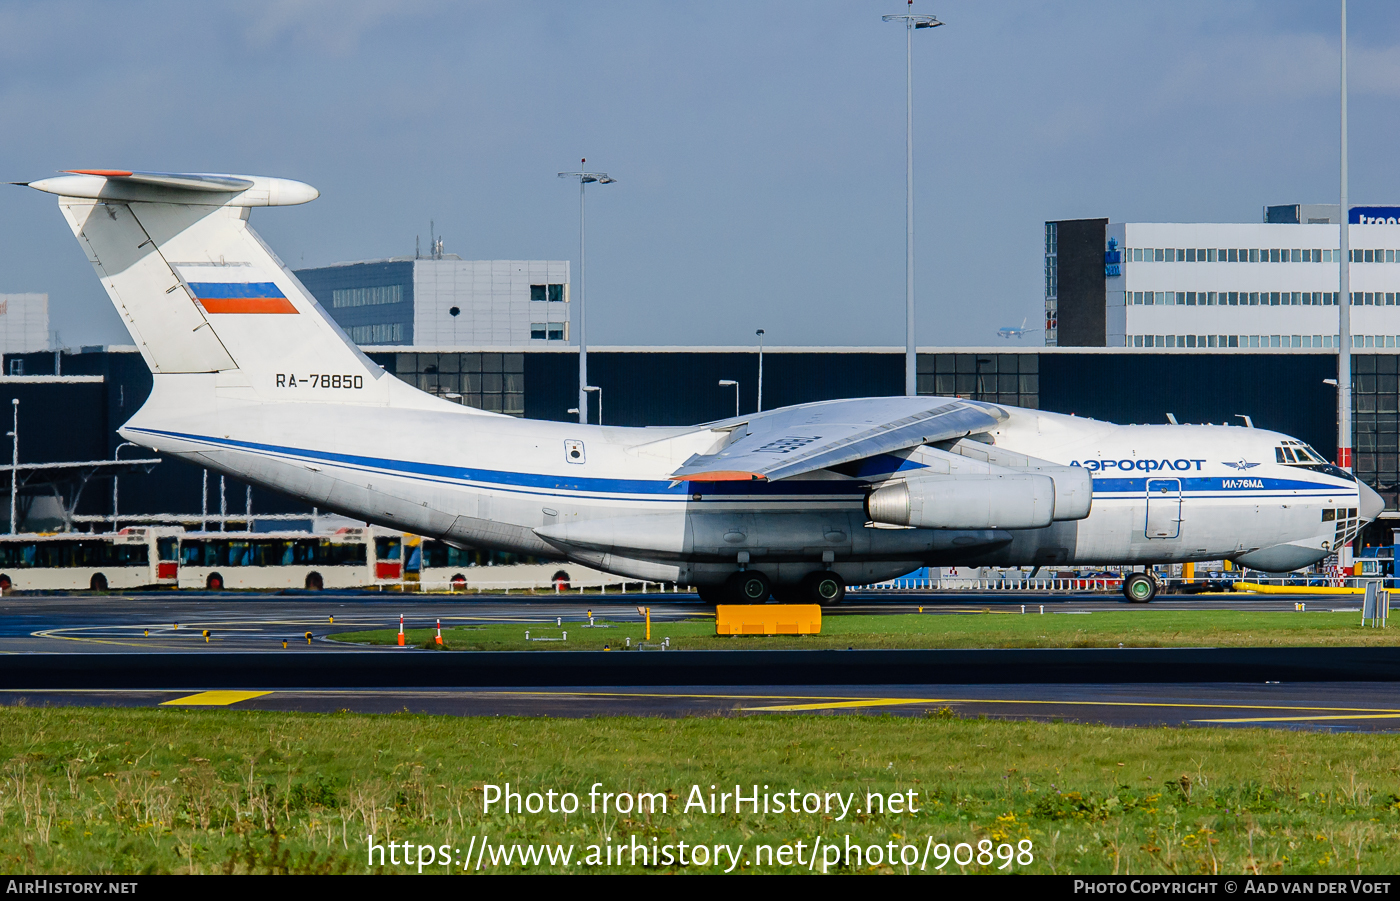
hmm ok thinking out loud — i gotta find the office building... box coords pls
[1046,206,1400,350]
[294,256,570,347]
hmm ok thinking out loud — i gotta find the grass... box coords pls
[331,610,1400,651]
[2,706,1399,874]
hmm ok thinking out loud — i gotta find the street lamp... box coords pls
[883,2,942,397]
[558,161,617,425]
[719,380,740,418]
[755,328,765,412]
[111,441,138,533]
[583,385,602,426]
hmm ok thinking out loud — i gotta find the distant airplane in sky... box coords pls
[997,318,1040,340]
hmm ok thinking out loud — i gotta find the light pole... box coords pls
[558,161,616,425]
[719,380,740,417]
[583,385,602,426]
[883,2,941,397]
[111,441,138,533]
[755,328,765,412]
[1338,0,1353,476]
[7,399,16,535]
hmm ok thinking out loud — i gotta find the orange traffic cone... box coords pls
[397,613,405,646]
[435,617,443,647]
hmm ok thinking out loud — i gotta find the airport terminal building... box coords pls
[1046,205,1400,350]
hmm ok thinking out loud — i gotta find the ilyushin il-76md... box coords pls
[20,170,1383,604]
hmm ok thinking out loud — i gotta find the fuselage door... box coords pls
[1145,478,1182,539]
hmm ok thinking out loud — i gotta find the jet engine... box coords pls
[865,465,1091,531]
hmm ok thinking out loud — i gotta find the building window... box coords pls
[531,323,547,340]
[547,323,565,341]
[346,323,403,344]
[394,352,525,416]
[530,284,566,302]
[332,285,402,308]
[918,353,1037,408]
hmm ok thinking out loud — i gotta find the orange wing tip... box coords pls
[64,169,134,177]
[682,471,767,482]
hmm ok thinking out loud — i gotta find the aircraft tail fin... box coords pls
[28,171,444,409]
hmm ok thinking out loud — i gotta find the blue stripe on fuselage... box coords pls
[1091,476,1350,493]
[129,427,868,499]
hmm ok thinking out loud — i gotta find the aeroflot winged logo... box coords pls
[187,282,298,315]
[1222,460,1261,471]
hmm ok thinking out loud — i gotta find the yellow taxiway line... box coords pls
[740,696,1400,714]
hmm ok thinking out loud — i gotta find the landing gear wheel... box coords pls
[802,571,846,606]
[726,571,772,603]
[1123,572,1157,603]
[696,584,726,606]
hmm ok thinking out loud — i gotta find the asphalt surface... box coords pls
[1,588,1396,733]
[4,682,1400,732]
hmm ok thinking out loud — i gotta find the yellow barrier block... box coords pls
[1236,582,1364,595]
[715,604,821,636]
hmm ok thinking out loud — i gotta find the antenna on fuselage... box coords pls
[1234,414,1255,428]
[1166,414,1178,425]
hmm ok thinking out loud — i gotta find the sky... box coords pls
[3,0,1400,350]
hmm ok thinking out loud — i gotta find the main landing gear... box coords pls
[1122,571,1158,603]
[698,570,847,605]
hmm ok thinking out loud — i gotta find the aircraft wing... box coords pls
[670,397,1007,482]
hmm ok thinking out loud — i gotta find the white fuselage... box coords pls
[120,376,1368,585]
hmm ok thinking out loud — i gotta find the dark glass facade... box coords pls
[2,348,1390,527]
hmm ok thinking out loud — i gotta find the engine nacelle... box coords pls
[865,473,1056,530]
[1027,464,1093,522]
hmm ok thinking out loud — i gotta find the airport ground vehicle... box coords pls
[0,526,600,592]
[176,528,381,590]
[0,528,180,591]
[22,170,1385,606]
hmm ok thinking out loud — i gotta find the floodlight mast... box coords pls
[1338,0,1352,476]
[883,3,941,397]
[558,162,616,424]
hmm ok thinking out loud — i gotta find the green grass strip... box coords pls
[2,706,1399,874]
[333,610,1400,651]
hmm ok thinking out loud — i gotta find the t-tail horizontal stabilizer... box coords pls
[21,169,457,412]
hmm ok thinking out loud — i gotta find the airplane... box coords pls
[997,318,1039,340]
[18,170,1384,605]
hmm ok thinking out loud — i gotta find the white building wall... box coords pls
[1110,223,1400,350]
[0,294,49,355]
[411,260,570,346]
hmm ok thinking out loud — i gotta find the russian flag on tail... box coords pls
[188,282,298,315]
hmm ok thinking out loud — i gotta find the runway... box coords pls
[1,590,1396,732]
[5,682,1400,731]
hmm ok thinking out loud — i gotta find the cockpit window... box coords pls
[1275,442,1354,480]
